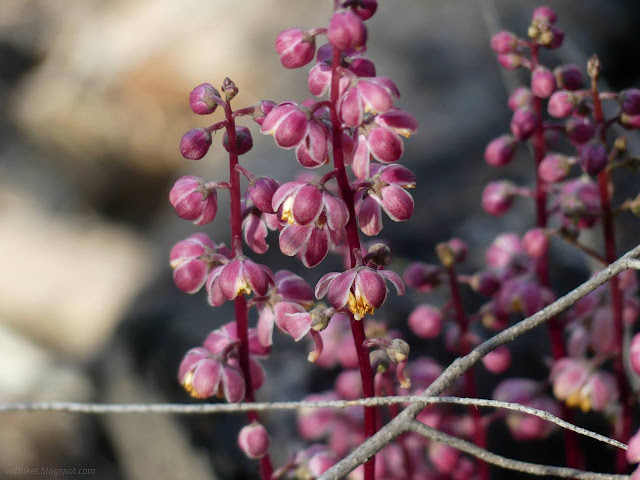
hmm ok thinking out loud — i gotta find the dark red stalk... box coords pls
[224,100,273,480]
[330,46,377,480]
[445,266,490,480]
[591,71,632,473]
[529,44,582,471]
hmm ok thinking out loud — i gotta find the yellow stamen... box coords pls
[237,280,252,296]
[347,291,375,320]
[182,371,203,399]
[280,196,297,225]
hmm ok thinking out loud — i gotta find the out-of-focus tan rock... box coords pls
[10,0,327,175]
[0,184,152,358]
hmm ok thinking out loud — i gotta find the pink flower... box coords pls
[315,314,359,369]
[531,66,556,98]
[337,77,399,127]
[507,87,533,111]
[481,180,517,216]
[490,31,518,54]
[351,109,418,179]
[222,126,253,155]
[260,102,310,149]
[538,153,572,183]
[484,135,517,167]
[316,265,404,320]
[169,175,218,225]
[482,345,511,373]
[178,347,243,400]
[169,233,230,294]
[255,270,314,346]
[189,83,222,115]
[354,164,415,235]
[238,422,271,459]
[242,206,279,255]
[548,90,576,118]
[628,429,640,464]
[180,128,212,160]
[296,117,330,168]
[328,10,367,51]
[206,257,274,306]
[276,28,316,69]
[510,107,537,140]
[557,178,601,228]
[403,262,442,292]
[578,140,608,176]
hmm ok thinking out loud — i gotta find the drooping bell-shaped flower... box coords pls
[276,28,316,69]
[337,76,399,127]
[206,257,274,306]
[169,175,218,225]
[169,233,230,294]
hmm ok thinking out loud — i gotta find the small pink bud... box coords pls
[510,108,537,140]
[221,77,238,101]
[249,177,280,214]
[328,11,367,51]
[630,333,640,376]
[180,128,212,160]
[189,83,222,115]
[531,66,556,98]
[223,126,253,155]
[169,176,218,225]
[403,262,441,292]
[522,228,549,258]
[628,429,640,464]
[547,26,564,49]
[538,153,571,183]
[578,141,608,176]
[261,102,310,149]
[532,6,558,24]
[447,237,468,263]
[482,345,511,373]
[497,53,522,71]
[238,422,271,459]
[548,90,576,118]
[307,449,339,476]
[408,304,443,339]
[621,89,640,116]
[559,179,601,226]
[566,118,595,145]
[350,0,378,21]
[486,233,522,268]
[276,28,316,69]
[178,350,222,398]
[308,62,332,97]
[469,271,501,296]
[170,234,217,294]
[484,135,517,167]
[482,180,516,216]
[554,64,583,91]
[491,30,518,54]
[348,57,377,77]
[508,87,533,111]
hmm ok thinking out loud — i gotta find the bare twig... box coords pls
[319,244,640,479]
[0,396,624,450]
[408,421,629,480]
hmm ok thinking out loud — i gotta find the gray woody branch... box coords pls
[318,244,640,480]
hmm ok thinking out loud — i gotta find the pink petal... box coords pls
[260,103,296,135]
[355,194,382,236]
[279,224,314,256]
[380,184,414,221]
[351,134,371,180]
[301,225,330,268]
[191,359,223,398]
[378,164,416,187]
[293,185,324,225]
[284,311,313,341]
[338,86,364,127]
[379,269,406,295]
[243,213,269,254]
[206,267,226,307]
[328,269,358,309]
[375,109,418,137]
[173,259,208,294]
[355,268,387,309]
[257,306,275,347]
[275,301,306,336]
[315,272,341,299]
[219,260,245,300]
[177,348,209,382]
[272,181,304,212]
[222,365,246,403]
[323,192,350,231]
[243,259,272,297]
[368,127,404,164]
[357,80,393,114]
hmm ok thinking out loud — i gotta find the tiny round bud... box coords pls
[578,141,608,176]
[532,6,558,24]
[365,243,392,266]
[276,28,316,69]
[482,180,516,216]
[621,89,640,116]
[180,128,212,160]
[469,271,501,296]
[510,108,537,140]
[223,126,253,155]
[538,153,571,183]
[238,422,271,459]
[484,135,517,167]
[522,228,549,258]
[531,66,556,98]
[328,10,367,51]
[497,53,522,71]
[189,83,222,115]
[447,237,468,263]
[554,64,583,91]
[548,90,576,118]
[566,118,595,145]
[221,77,238,101]
[408,304,443,339]
[508,87,533,111]
[546,26,564,49]
[482,345,511,373]
[491,31,518,54]
[249,176,280,214]
[403,262,441,292]
[169,176,218,225]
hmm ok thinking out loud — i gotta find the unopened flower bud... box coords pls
[482,345,511,373]
[482,180,516,216]
[531,66,556,98]
[522,228,549,258]
[238,422,271,459]
[408,304,443,339]
[403,262,441,292]
[469,271,501,296]
[546,26,564,49]
[538,153,571,183]
[554,64,583,91]
[328,10,367,51]
[386,338,410,363]
[548,90,576,118]
[180,128,212,160]
[510,108,537,140]
[532,5,558,23]
[508,87,533,111]
[249,176,280,214]
[621,89,640,116]
[276,28,316,69]
[491,31,518,54]
[364,243,392,266]
[484,135,517,167]
[566,118,595,145]
[497,53,522,71]
[578,140,608,176]
[222,77,238,101]
[189,83,222,115]
[169,176,218,225]
[223,126,253,155]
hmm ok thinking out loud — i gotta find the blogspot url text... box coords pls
[6,467,96,476]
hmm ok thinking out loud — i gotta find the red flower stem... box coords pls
[445,266,489,480]
[529,44,582,471]
[591,73,632,474]
[330,45,377,480]
[224,100,273,480]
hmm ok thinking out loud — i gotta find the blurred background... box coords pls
[1,0,640,478]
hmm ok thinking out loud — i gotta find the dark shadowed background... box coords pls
[1,1,639,478]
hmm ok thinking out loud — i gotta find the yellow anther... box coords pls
[347,291,375,320]
[280,196,297,225]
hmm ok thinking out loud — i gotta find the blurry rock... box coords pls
[0,184,152,358]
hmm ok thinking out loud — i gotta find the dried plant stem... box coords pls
[224,100,273,480]
[318,244,640,480]
[329,46,377,480]
[408,421,628,480]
